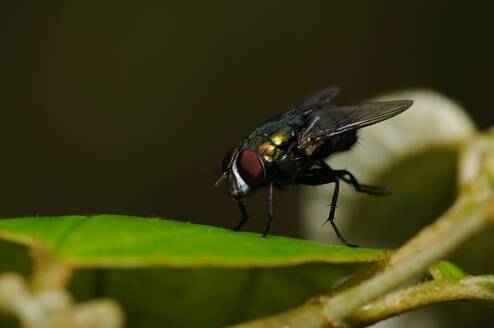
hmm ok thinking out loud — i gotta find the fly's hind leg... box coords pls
[318,161,390,196]
[325,178,358,247]
[296,168,357,247]
[334,169,391,196]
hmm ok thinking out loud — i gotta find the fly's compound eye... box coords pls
[237,149,266,187]
[222,148,238,172]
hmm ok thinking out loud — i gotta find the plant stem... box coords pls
[346,275,494,327]
[323,192,489,325]
[230,300,327,328]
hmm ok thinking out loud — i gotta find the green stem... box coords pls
[347,275,494,327]
[230,301,327,328]
[323,192,488,325]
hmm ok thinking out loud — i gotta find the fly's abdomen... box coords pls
[309,131,358,160]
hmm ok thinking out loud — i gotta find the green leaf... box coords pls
[0,216,386,327]
[429,261,468,280]
[0,215,385,268]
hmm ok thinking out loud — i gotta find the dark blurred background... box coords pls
[2,1,494,237]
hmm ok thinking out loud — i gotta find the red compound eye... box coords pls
[237,149,266,187]
[222,148,238,172]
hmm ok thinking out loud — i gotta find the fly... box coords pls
[216,86,413,247]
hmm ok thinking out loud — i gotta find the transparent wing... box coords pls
[290,86,340,114]
[298,100,413,148]
[300,86,340,107]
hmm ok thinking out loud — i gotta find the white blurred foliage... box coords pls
[300,90,476,328]
[301,89,476,242]
[0,272,123,328]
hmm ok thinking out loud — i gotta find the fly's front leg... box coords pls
[233,200,249,231]
[262,181,274,237]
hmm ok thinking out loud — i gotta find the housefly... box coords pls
[216,87,413,247]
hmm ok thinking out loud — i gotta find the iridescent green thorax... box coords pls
[245,113,306,184]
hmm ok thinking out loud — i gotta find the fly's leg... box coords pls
[317,161,390,196]
[262,181,274,237]
[233,182,275,237]
[334,169,391,196]
[296,168,357,247]
[324,179,358,248]
[233,200,249,231]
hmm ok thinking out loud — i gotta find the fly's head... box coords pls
[216,148,267,199]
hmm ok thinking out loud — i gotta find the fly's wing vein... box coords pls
[298,100,413,148]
